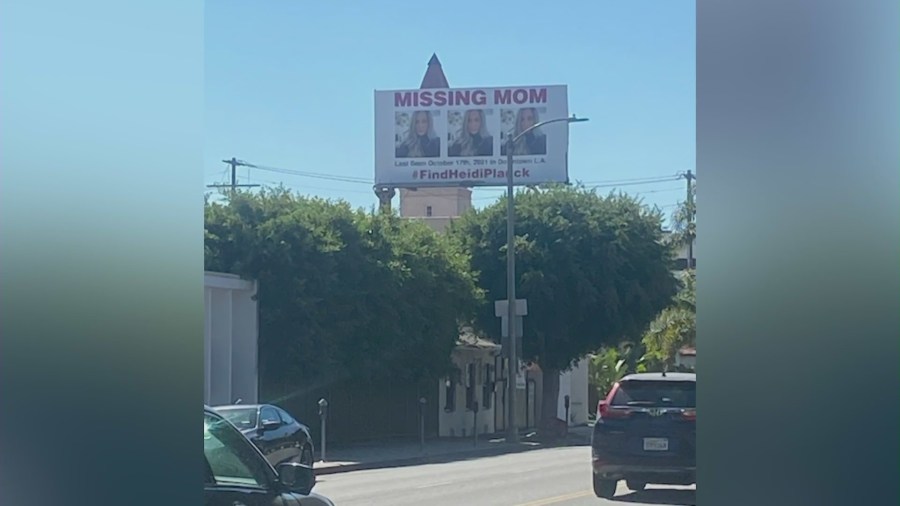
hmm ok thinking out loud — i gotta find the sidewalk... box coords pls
[314,425,593,475]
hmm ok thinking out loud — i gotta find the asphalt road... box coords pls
[313,445,695,506]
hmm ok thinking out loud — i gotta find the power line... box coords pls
[578,174,682,185]
[248,162,372,185]
[635,186,684,196]
[211,159,692,203]
[589,177,681,189]
[245,175,375,195]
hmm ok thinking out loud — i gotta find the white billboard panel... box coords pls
[374,85,569,187]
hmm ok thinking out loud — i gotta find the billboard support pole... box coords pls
[374,186,395,214]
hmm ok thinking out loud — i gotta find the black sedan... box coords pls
[204,406,333,506]
[214,404,315,467]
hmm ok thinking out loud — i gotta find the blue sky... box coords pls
[204,0,695,219]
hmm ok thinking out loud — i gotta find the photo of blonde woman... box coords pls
[501,107,547,156]
[448,109,494,157]
[395,110,441,158]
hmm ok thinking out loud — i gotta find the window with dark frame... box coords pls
[426,205,433,217]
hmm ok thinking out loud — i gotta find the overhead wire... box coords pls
[248,162,373,185]
[212,160,692,208]
[253,178,375,195]
[578,174,683,185]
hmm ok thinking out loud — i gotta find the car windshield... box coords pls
[217,408,258,429]
[611,380,696,408]
[204,412,274,489]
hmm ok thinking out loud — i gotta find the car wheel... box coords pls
[592,475,617,498]
[626,479,647,491]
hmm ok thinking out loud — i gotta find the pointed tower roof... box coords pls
[419,53,449,89]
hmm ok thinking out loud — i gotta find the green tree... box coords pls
[588,347,627,401]
[641,183,698,371]
[641,268,695,371]
[451,185,678,431]
[668,179,696,259]
[205,188,481,395]
[588,340,648,401]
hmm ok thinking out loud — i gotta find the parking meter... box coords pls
[317,398,328,462]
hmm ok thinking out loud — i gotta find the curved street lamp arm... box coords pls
[510,114,588,144]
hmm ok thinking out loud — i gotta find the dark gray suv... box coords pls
[591,372,696,499]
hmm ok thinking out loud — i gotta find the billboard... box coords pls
[374,85,569,187]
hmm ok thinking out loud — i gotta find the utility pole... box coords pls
[683,170,696,269]
[207,157,261,191]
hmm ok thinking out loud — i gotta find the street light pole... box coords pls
[504,114,588,443]
[505,131,517,442]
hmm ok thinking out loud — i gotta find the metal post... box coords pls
[505,135,518,444]
[564,395,571,437]
[317,398,328,462]
[472,400,480,447]
[418,397,427,451]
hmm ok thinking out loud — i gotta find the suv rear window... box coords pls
[611,380,696,408]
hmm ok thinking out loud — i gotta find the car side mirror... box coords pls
[260,419,281,432]
[276,462,315,495]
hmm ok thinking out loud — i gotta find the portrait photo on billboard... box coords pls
[500,106,548,156]
[447,109,494,157]
[395,110,441,158]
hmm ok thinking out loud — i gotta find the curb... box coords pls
[314,442,541,476]
[314,435,591,476]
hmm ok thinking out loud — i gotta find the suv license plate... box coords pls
[643,438,669,451]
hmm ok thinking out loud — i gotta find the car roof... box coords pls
[620,372,696,382]
[212,404,266,410]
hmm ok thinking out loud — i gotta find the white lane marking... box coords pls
[414,480,454,489]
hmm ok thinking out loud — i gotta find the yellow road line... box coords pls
[514,489,594,506]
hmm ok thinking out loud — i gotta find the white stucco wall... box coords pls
[676,353,696,370]
[204,271,259,406]
[438,348,501,437]
[557,358,590,426]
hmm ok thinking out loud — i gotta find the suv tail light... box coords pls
[597,383,632,419]
[598,403,632,419]
[681,408,696,421]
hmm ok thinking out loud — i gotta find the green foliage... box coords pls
[450,185,679,373]
[646,179,697,371]
[668,180,696,249]
[641,270,695,370]
[588,347,627,399]
[205,188,482,388]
